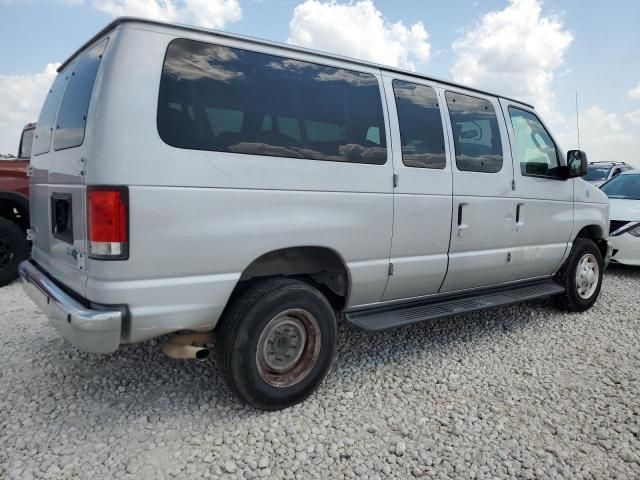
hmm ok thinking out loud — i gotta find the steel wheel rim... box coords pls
[575,253,599,299]
[0,238,13,270]
[256,308,321,388]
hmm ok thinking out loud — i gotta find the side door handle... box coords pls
[457,202,469,236]
[515,203,524,230]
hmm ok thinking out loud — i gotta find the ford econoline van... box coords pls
[20,18,610,410]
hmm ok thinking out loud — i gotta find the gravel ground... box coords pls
[1,266,639,480]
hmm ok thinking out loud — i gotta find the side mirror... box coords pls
[566,150,588,178]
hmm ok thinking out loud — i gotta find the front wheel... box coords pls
[554,238,604,312]
[216,278,337,410]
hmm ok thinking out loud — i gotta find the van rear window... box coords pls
[32,74,65,156]
[157,38,387,165]
[53,38,108,151]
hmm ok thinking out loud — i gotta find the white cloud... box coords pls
[451,0,572,114]
[630,82,640,101]
[91,0,241,28]
[626,108,640,126]
[288,0,430,71]
[0,63,60,155]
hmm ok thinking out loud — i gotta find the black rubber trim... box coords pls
[345,280,564,332]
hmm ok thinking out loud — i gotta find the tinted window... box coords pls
[508,107,560,177]
[54,39,108,151]
[585,165,611,182]
[32,74,66,156]
[445,91,503,173]
[601,174,640,200]
[19,128,35,159]
[393,80,446,169]
[158,38,387,164]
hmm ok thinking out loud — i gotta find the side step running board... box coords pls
[344,280,564,332]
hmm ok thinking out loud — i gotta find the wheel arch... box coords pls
[575,224,608,258]
[230,246,352,311]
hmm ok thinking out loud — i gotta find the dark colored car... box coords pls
[0,122,34,285]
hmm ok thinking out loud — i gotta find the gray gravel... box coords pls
[1,266,639,479]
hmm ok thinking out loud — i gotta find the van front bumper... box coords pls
[19,260,123,353]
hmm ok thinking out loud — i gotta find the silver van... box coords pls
[20,18,610,410]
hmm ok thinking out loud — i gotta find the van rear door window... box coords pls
[158,38,387,164]
[32,74,66,156]
[53,38,108,151]
[445,91,503,173]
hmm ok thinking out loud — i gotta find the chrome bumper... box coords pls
[19,260,123,353]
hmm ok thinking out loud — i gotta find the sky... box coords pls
[0,0,639,167]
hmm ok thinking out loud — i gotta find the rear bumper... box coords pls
[19,260,124,353]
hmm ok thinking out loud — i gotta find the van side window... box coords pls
[32,74,66,156]
[54,38,108,151]
[393,80,446,169]
[445,91,503,173]
[508,107,560,177]
[158,38,387,164]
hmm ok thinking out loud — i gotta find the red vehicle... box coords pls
[0,123,34,285]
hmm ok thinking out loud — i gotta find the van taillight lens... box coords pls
[87,186,128,260]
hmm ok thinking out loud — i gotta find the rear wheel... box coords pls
[554,238,603,312]
[216,278,337,410]
[0,218,28,287]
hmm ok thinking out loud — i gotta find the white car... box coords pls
[602,170,640,265]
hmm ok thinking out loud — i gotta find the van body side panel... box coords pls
[498,99,574,278]
[440,89,517,292]
[380,75,453,301]
[86,187,392,342]
[83,26,394,342]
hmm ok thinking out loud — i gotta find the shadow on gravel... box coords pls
[35,301,556,419]
[24,267,634,420]
[606,263,640,279]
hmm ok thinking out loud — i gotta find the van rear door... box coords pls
[29,38,109,296]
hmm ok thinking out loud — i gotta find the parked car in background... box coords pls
[0,123,34,286]
[585,161,633,187]
[602,170,640,266]
[20,18,610,410]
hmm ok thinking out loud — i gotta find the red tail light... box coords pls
[87,186,129,260]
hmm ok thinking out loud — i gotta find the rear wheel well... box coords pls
[228,247,350,312]
[0,199,29,231]
[575,225,607,258]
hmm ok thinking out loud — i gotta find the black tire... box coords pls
[554,237,603,312]
[0,218,29,287]
[216,278,337,410]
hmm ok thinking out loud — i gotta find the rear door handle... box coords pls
[516,203,524,225]
[457,202,469,236]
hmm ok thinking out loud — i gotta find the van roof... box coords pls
[59,16,534,109]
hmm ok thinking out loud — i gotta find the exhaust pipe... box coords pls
[162,332,214,361]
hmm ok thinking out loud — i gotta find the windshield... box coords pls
[601,173,640,200]
[19,128,35,159]
[585,165,610,181]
